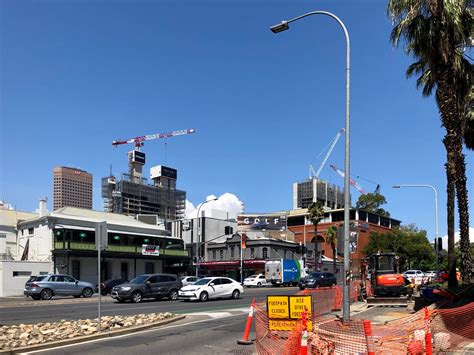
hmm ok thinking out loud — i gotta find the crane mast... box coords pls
[310,128,345,179]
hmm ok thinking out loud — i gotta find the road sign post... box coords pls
[95,221,107,331]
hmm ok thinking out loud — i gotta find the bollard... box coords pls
[300,307,308,355]
[363,319,375,355]
[424,307,432,355]
[237,297,256,345]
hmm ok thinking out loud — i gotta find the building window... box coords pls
[145,262,154,274]
[230,246,235,259]
[250,248,255,259]
[13,271,31,277]
[212,250,216,260]
[262,247,268,259]
[219,250,224,260]
[28,228,34,235]
[284,250,287,259]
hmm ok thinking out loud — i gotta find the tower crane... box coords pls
[310,128,345,179]
[329,164,368,195]
[112,128,196,179]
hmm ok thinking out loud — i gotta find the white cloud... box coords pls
[185,193,244,220]
[441,226,474,249]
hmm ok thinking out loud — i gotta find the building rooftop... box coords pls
[0,209,39,227]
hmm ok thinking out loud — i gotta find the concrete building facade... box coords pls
[53,167,92,210]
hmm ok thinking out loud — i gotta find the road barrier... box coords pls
[254,282,474,354]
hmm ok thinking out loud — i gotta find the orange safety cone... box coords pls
[237,297,256,345]
[363,319,375,355]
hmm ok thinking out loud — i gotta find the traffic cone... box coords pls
[363,319,375,355]
[424,307,433,355]
[237,297,256,345]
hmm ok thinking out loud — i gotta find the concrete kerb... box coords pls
[0,315,186,355]
[0,297,114,309]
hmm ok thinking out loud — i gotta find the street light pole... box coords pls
[392,184,439,274]
[270,10,351,323]
[195,198,218,277]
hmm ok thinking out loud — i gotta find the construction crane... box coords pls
[309,128,345,179]
[112,128,196,180]
[112,128,196,149]
[356,175,381,194]
[329,164,368,195]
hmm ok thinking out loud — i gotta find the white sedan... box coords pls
[178,277,243,302]
[244,274,269,288]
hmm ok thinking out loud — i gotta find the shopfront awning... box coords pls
[197,260,266,269]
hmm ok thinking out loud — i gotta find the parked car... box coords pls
[424,271,437,281]
[178,277,243,302]
[24,274,96,300]
[110,274,182,303]
[180,276,201,287]
[100,279,127,295]
[298,272,337,290]
[243,274,269,288]
[403,270,425,284]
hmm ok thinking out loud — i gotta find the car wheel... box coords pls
[199,291,209,302]
[257,282,262,288]
[82,287,93,298]
[101,291,107,296]
[40,289,53,300]
[31,295,41,300]
[315,283,320,288]
[168,289,179,300]
[131,291,143,303]
[232,289,240,299]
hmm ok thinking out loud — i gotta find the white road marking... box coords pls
[204,344,231,351]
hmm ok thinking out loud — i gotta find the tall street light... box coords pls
[195,197,218,277]
[270,10,351,323]
[392,184,439,273]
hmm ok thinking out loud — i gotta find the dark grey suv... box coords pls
[298,272,337,289]
[111,274,182,303]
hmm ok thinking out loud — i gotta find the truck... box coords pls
[265,259,307,286]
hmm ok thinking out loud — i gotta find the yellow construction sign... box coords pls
[267,295,313,331]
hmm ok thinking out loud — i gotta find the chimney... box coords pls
[39,198,48,217]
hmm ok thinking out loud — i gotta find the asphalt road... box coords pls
[28,313,253,355]
[0,287,299,325]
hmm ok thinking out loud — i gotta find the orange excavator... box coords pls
[361,252,408,306]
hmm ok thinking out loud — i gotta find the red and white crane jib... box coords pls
[329,164,368,195]
[112,128,196,148]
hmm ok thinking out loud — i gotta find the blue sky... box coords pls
[1,0,473,243]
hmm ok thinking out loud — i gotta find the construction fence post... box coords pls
[300,307,308,355]
[424,307,432,355]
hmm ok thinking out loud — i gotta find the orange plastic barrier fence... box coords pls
[255,283,474,354]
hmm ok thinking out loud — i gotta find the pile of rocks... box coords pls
[0,312,174,350]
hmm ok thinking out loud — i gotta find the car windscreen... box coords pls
[193,278,212,286]
[129,275,148,284]
[33,276,47,282]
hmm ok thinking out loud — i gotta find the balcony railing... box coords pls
[54,241,188,257]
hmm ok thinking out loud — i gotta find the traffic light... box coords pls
[437,237,443,251]
[298,245,307,254]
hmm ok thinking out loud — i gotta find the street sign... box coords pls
[95,221,107,251]
[266,295,313,331]
[267,296,289,319]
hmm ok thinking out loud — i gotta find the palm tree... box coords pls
[325,225,338,275]
[388,0,473,284]
[308,201,325,270]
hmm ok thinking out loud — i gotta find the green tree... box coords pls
[308,201,325,270]
[325,225,338,274]
[363,225,435,271]
[388,0,473,284]
[355,193,390,217]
